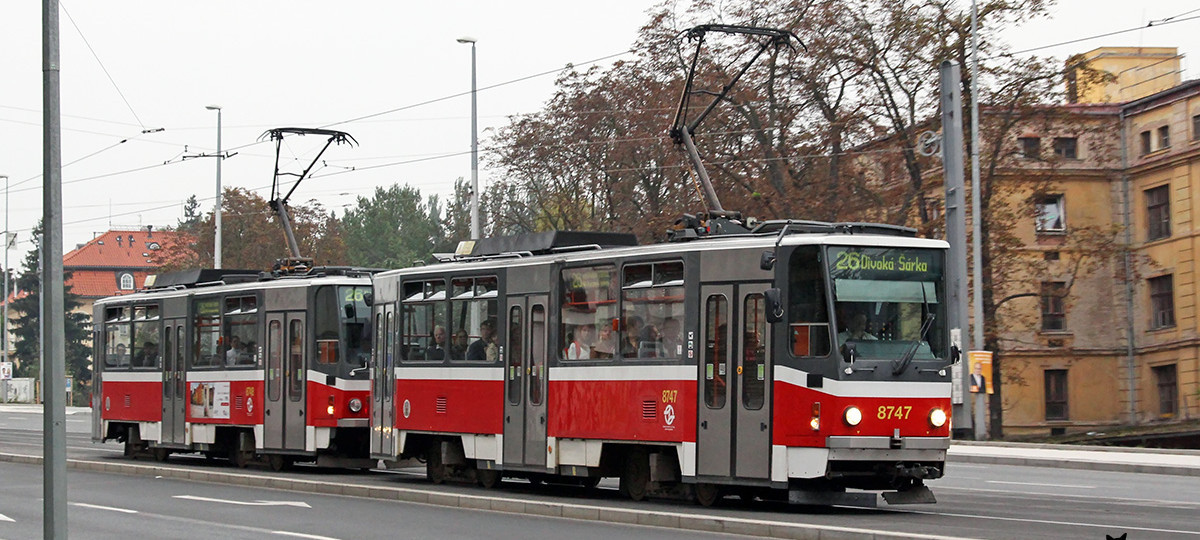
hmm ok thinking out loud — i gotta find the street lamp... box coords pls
[1,174,8,376]
[205,105,223,269]
[456,36,480,239]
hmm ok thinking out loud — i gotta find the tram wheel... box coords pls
[152,448,171,463]
[426,446,446,484]
[477,468,500,489]
[694,483,721,507]
[619,449,650,501]
[230,448,253,469]
[268,454,293,472]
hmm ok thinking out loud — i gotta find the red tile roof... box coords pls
[65,270,151,299]
[63,229,183,268]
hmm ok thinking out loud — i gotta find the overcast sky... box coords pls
[1,1,1198,259]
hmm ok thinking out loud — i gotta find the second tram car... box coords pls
[369,224,952,505]
[92,268,376,469]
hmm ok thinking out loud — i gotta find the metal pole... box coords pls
[456,38,481,239]
[212,107,223,269]
[939,61,972,438]
[2,174,8,373]
[969,0,986,438]
[42,0,69,534]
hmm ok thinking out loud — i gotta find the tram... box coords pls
[369,223,952,505]
[91,267,376,469]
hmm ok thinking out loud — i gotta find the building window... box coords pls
[119,273,135,290]
[1019,137,1040,159]
[1149,274,1175,329]
[1052,137,1077,159]
[1044,369,1068,421]
[1158,125,1170,149]
[1139,130,1151,155]
[1040,282,1066,331]
[1153,364,1178,417]
[1145,185,1170,241]
[1035,194,1065,233]
[1193,115,1200,141]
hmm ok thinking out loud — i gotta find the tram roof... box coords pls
[93,268,373,306]
[378,229,947,279]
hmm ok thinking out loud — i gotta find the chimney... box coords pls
[146,225,154,238]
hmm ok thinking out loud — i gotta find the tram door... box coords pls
[370,305,396,458]
[161,319,187,446]
[734,287,772,479]
[502,298,525,465]
[696,285,733,477]
[265,312,307,450]
[696,284,773,479]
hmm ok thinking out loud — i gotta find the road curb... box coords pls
[0,452,971,540]
[946,452,1200,477]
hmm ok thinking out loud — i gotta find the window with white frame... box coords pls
[1035,195,1065,233]
[119,273,135,290]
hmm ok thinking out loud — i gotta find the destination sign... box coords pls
[827,247,942,280]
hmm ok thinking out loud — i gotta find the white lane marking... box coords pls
[899,507,1200,536]
[0,512,13,522]
[72,502,138,514]
[172,495,311,508]
[271,531,341,540]
[935,485,1200,507]
[985,480,1095,489]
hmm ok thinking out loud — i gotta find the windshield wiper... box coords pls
[892,313,934,376]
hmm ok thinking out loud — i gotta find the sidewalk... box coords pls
[949,440,1200,477]
[0,403,90,415]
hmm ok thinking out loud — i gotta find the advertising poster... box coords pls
[968,350,993,395]
[189,381,231,419]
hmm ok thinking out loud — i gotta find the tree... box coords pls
[342,184,445,268]
[9,222,92,404]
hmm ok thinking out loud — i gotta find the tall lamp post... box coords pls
[205,105,223,269]
[1,174,8,376]
[456,36,480,239]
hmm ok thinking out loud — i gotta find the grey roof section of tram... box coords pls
[375,232,949,281]
[92,272,372,307]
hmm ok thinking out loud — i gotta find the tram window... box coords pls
[743,294,766,410]
[787,246,832,358]
[193,298,221,368]
[704,295,728,409]
[507,306,523,405]
[267,321,282,402]
[450,276,498,362]
[621,261,685,359]
[529,305,546,406]
[103,306,132,368]
[314,286,340,365]
[560,265,617,361]
[340,285,372,371]
[385,311,395,399]
[131,305,161,369]
[401,280,448,363]
[223,296,259,367]
[163,330,172,398]
[288,319,304,400]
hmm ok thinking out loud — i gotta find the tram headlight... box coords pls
[810,402,821,431]
[929,408,948,428]
[843,406,862,427]
[327,396,336,416]
[348,398,363,413]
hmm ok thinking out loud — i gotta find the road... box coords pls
[1,408,1198,539]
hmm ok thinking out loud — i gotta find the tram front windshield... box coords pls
[339,286,372,377]
[826,246,946,363]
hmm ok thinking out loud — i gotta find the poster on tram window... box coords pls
[189,381,231,419]
[968,350,993,395]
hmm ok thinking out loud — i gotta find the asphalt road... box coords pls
[1,408,1198,539]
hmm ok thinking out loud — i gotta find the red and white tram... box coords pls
[92,267,376,469]
[370,223,952,505]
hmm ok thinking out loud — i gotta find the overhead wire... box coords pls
[60,1,150,131]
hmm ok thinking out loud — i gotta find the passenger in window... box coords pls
[450,329,469,359]
[660,318,683,357]
[467,320,497,361]
[226,336,243,366]
[621,315,644,358]
[136,342,159,368]
[242,341,257,365]
[591,322,616,359]
[567,324,593,360]
[426,325,448,360]
[114,343,130,366]
[638,325,661,357]
[837,312,877,346]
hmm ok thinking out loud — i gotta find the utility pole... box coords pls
[969,0,988,440]
[42,0,69,535]
[457,37,480,239]
[939,61,974,439]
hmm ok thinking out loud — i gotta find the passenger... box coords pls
[591,322,616,359]
[136,342,159,368]
[837,312,877,346]
[621,315,644,358]
[567,324,593,360]
[450,329,469,359]
[638,324,661,357]
[114,343,130,366]
[467,320,497,361]
[660,318,683,358]
[226,336,242,366]
[426,325,448,360]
